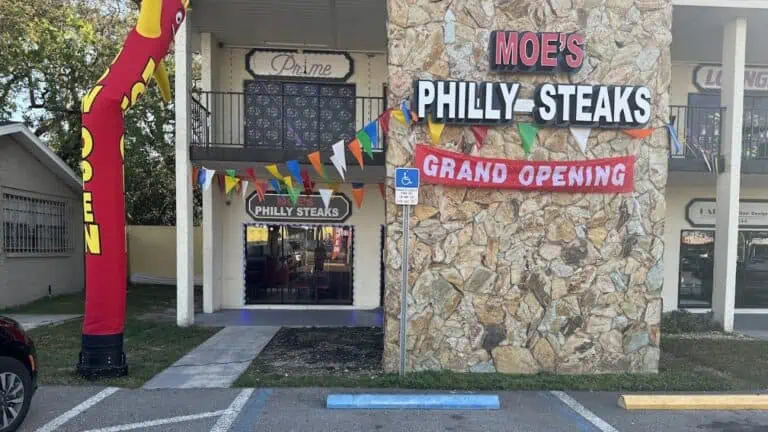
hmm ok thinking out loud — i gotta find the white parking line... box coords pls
[79,410,227,432]
[36,387,120,432]
[550,391,620,432]
[210,389,255,432]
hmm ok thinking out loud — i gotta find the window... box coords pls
[244,80,357,150]
[2,193,71,254]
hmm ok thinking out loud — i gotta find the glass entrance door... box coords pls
[244,224,353,305]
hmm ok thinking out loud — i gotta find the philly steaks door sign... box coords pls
[246,192,352,224]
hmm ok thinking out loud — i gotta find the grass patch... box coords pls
[12,285,220,388]
[661,310,722,334]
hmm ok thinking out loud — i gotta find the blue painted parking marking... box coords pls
[395,168,420,189]
[327,394,500,410]
[229,389,273,432]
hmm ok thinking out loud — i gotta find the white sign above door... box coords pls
[693,65,768,92]
[686,199,768,229]
[245,49,354,82]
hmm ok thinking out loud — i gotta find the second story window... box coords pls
[244,81,357,150]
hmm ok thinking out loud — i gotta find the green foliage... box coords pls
[0,0,200,225]
[661,310,722,334]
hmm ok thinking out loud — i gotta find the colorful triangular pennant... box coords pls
[301,169,314,195]
[254,181,266,201]
[427,115,445,145]
[666,124,682,154]
[284,177,299,206]
[471,125,488,150]
[569,127,592,154]
[379,109,391,135]
[401,101,412,125]
[307,151,327,180]
[357,129,374,160]
[246,168,256,180]
[351,183,365,208]
[330,140,347,180]
[269,178,282,193]
[225,175,239,195]
[241,180,249,200]
[518,122,539,154]
[348,139,364,169]
[202,168,215,190]
[266,164,285,181]
[391,109,406,126]
[623,128,654,139]
[319,189,333,210]
[286,160,302,184]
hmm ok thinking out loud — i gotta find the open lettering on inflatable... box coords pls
[78,0,190,378]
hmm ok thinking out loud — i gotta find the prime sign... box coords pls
[412,31,651,128]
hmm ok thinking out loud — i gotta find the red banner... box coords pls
[414,144,634,193]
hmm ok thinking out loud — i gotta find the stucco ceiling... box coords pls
[672,6,768,65]
[190,0,387,52]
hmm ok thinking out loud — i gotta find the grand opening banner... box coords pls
[414,144,635,193]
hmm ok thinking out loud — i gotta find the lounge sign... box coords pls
[246,192,352,223]
[694,65,768,92]
[413,30,651,128]
[245,48,353,82]
[686,199,768,229]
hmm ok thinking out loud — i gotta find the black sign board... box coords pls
[246,192,352,224]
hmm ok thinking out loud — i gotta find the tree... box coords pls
[0,0,200,225]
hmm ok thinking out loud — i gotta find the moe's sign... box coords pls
[413,31,651,128]
[246,192,352,224]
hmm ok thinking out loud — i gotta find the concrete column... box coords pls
[713,17,747,332]
[175,15,195,327]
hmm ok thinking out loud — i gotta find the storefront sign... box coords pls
[489,31,585,73]
[686,199,768,228]
[245,49,353,81]
[246,192,352,223]
[414,144,634,193]
[693,65,768,92]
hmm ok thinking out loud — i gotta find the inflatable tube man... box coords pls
[78,0,189,377]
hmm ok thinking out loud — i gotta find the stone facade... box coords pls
[383,0,671,373]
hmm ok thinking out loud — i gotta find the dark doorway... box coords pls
[244,224,354,305]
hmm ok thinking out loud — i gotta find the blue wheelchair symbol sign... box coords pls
[395,168,420,189]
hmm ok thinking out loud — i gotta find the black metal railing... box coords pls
[669,105,768,162]
[190,88,387,154]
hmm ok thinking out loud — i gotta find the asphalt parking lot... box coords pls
[19,386,768,432]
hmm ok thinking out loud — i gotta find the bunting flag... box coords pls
[378,183,386,199]
[569,127,592,154]
[286,160,302,186]
[351,183,365,208]
[364,121,379,156]
[379,109,392,135]
[623,128,654,139]
[307,151,327,180]
[471,125,489,149]
[666,123,682,154]
[192,167,199,189]
[328,182,340,193]
[241,180,249,200]
[356,129,373,160]
[401,101,412,125]
[269,178,282,193]
[225,175,239,195]
[254,181,266,201]
[330,140,347,180]
[427,115,445,145]
[319,188,333,210]
[348,138,365,169]
[284,177,299,206]
[266,164,285,181]
[301,169,315,195]
[226,169,236,177]
[246,167,256,180]
[518,122,539,154]
[216,174,225,193]
[202,168,215,190]
[391,109,406,126]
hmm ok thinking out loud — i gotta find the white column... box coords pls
[175,15,195,327]
[200,32,220,314]
[712,17,747,332]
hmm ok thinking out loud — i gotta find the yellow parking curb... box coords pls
[619,394,768,410]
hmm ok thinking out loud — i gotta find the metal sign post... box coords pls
[394,168,420,376]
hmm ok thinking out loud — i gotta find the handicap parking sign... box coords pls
[395,168,419,205]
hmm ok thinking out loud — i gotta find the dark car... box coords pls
[0,316,37,432]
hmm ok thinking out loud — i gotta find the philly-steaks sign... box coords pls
[413,31,652,128]
[246,192,352,224]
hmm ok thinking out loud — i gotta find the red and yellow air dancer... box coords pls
[78,0,189,377]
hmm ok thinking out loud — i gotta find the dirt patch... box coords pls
[251,327,383,377]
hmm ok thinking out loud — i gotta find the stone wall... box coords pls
[383,0,671,373]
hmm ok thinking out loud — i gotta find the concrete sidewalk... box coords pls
[7,314,82,330]
[143,326,279,389]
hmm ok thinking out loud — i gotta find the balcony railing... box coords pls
[190,85,387,162]
[669,105,768,171]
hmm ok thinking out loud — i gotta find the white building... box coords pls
[173,0,768,334]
